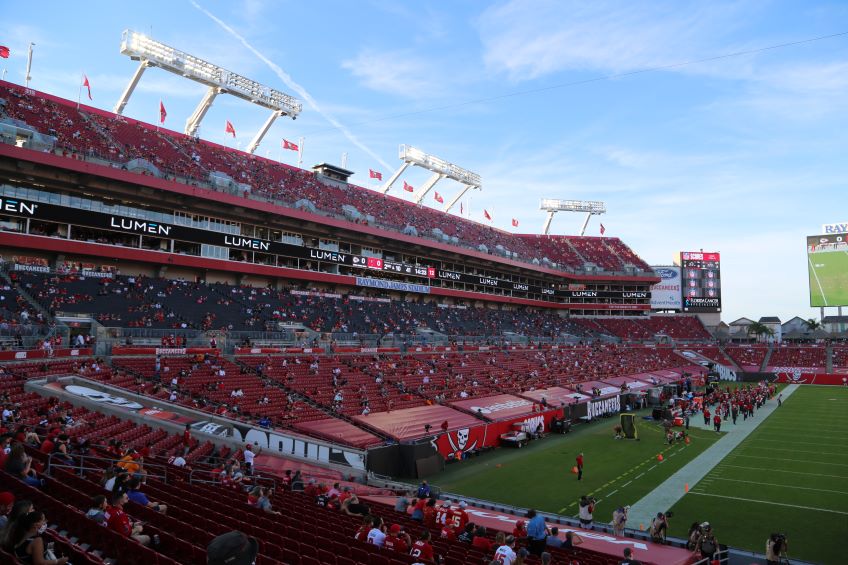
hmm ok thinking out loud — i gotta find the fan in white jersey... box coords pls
[493,535,518,564]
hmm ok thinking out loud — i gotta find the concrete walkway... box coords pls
[626,384,799,527]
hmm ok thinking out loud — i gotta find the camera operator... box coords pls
[649,512,670,544]
[766,533,788,564]
[694,522,719,560]
[578,495,595,530]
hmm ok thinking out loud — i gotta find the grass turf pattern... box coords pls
[433,408,721,524]
[668,385,848,564]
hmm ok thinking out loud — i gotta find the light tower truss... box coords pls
[114,29,302,153]
[540,199,606,235]
[379,145,481,213]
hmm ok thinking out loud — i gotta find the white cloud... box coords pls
[341,49,447,99]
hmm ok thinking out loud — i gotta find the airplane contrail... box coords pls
[189,0,392,171]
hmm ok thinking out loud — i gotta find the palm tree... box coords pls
[746,322,775,342]
[804,318,822,333]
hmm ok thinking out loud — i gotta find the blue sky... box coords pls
[3,0,848,323]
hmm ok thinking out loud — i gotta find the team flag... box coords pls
[434,192,444,204]
[403,181,414,192]
[82,75,92,100]
[484,209,492,221]
[282,139,299,151]
[600,223,606,235]
[511,218,519,227]
[369,169,382,180]
[225,120,236,137]
[0,46,10,59]
[159,101,167,124]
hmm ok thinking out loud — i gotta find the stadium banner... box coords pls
[333,347,401,353]
[0,348,91,360]
[773,372,848,386]
[355,277,430,294]
[234,347,324,355]
[230,422,366,470]
[110,347,219,355]
[766,365,826,374]
[431,408,563,459]
[822,222,848,234]
[649,266,682,310]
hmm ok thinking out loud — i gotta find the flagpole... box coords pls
[297,137,304,168]
[25,43,34,87]
[77,73,83,110]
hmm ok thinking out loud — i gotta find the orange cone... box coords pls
[685,483,689,492]
[657,454,664,462]
[685,436,691,445]
[570,466,579,474]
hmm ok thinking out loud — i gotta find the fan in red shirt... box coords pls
[423,499,438,529]
[513,519,528,542]
[441,500,469,539]
[410,530,436,563]
[472,526,493,552]
[105,491,151,546]
[353,516,372,542]
[383,524,412,553]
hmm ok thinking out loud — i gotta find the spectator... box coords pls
[494,534,518,565]
[512,519,527,542]
[1,499,34,546]
[167,449,187,468]
[340,493,370,517]
[182,423,192,456]
[423,498,437,529]
[541,552,552,565]
[3,510,69,565]
[242,444,259,476]
[206,531,259,565]
[85,494,108,525]
[4,442,41,487]
[353,516,372,542]
[0,492,14,529]
[545,526,562,548]
[686,522,702,550]
[125,477,167,514]
[766,533,787,565]
[472,526,492,552]
[105,491,151,546]
[383,524,412,553]
[410,529,436,564]
[562,530,584,549]
[248,486,280,515]
[456,522,476,544]
[394,490,411,513]
[366,516,386,547]
[526,508,547,555]
[621,547,643,565]
[578,496,594,529]
[416,480,431,498]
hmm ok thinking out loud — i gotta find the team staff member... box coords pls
[576,452,584,481]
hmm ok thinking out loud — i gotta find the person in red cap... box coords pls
[383,524,412,553]
[0,491,14,529]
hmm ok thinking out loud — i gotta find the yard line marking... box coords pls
[647,465,657,471]
[710,477,848,495]
[635,473,645,479]
[733,454,848,467]
[606,489,619,497]
[808,255,828,306]
[621,481,632,487]
[669,451,678,458]
[738,445,848,457]
[720,464,848,479]
[688,492,848,515]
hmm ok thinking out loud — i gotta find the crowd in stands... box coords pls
[723,345,769,370]
[0,80,652,274]
[768,345,827,368]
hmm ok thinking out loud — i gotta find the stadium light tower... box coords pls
[540,199,606,235]
[379,145,481,213]
[113,30,302,153]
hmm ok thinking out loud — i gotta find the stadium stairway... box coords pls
[759,345,774,372]
[717,345,743,372]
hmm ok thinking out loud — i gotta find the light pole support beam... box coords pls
[444,185,476,214]
[185,86,220,137]
[247,109,282,154]
[378,162,410,194]
[412,172,445,205]
[578,212,592,236]
[113,60,150,115]
[542,211,557,235]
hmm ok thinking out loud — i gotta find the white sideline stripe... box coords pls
[709,477,848,495]
[731,454,848,467]
[808,256,828,306]
[719,464,848,479]
[688,492,848,515]
[738,445,848,457]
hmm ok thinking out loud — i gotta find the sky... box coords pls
[2,0,848,323]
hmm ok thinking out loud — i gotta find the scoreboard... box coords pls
[680,251,721,313]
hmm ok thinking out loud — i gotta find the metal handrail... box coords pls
[46,452,170,483]
[188,467,276,491]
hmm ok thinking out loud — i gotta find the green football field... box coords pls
[808,250,848,306]
[668,386,848,565]
[432,408,722,522]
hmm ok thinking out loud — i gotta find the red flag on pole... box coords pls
[82,75,92,100]
[600,223,606,235]
[403,181,414,192]
[484,209,492,221]
[159,101,167,125]
[225,120,236,137]
[434,192,444,204]
[282,139,299,151]
[369,169,382,180]
[0,46,9,59]
[511,218,519,227]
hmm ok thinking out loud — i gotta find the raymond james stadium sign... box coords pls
[822,222,848,234]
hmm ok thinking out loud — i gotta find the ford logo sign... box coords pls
[655,268,677,279]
